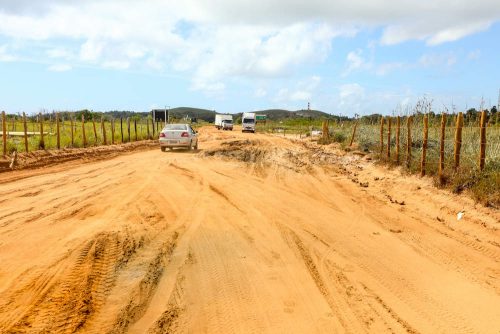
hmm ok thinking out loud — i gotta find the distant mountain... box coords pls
[159,107,335,122]
[250,109,332,120]
[91,107,347,123]
[168,107,216,122]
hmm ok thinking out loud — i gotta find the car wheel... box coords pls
[161,147,166,152]
[194,141,198,150]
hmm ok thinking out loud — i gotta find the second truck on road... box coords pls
[242,112,256,133]
[215,114,234,131]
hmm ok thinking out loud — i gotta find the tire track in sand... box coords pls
[126,178,209,334]
[1,230,144,333]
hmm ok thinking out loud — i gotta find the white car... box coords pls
[159,124,198,151]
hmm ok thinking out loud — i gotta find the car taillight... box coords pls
[181,132,189,137]
[159,132,166,138]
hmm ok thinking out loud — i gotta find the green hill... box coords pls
[168,107,216,122]
[251,109,333,120]
[162,107,335,122]
[16,107,347,122]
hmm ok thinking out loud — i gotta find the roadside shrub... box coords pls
[450,160,500,208]
[332,132,347,143]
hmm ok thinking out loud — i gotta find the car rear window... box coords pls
[164,124,187,130]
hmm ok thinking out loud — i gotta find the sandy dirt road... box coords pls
[0,126,499,333]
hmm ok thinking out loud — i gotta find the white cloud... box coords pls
[254,88,267,98]
[191,79,226,98]
[184,23,336,93]
[426,22,492,46]
[343,48,408,76]
[467,49,481,60]
[46,47,72,59]
[342,49,372,76]
[48,64,72,72]
[419,53,457,67]
[0,45,16,61]
[375,62,406,76]
[335,84,420,115]
[79,40,105,62]
[273,76,321,103]
[102,60,130,70]
[336,83,365,115]
[290,91,312,101]
[0,0,498,95]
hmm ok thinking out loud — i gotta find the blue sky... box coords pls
[0,1,499,116]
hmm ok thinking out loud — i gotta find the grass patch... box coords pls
[448,161,500,208]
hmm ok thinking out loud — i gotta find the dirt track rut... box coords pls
[0,126,499,333]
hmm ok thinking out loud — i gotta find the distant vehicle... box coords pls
[215,114,233,130]
[242,112,256,133]
[159,124,198,151]
[221,119,233,131]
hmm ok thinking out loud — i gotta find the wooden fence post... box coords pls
[387,117,391,160]
[2,111,6,156]
[146,118,150,139]
[39,112,45,149]
[349,121,358,147]
[380,117,384,154]
[56,112,60,149]
[421,115,429,176]
[127,117,131,142]
[23,112,28,152]
[101,117,107,145]
[453,112,464,171]
[82,114,87,148]
[321,120,329,142]
[111,118,115,144]
[92,117,98,144]
[395,116,400,164]
[134,119,138,141]
[479,110,487,170]
[438,113,446,184]
[120,117,124,143]
[406,116,412,168]
[70,117,74,147]
[152,118,155,137]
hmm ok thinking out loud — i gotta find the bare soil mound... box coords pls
[0,140,158,174]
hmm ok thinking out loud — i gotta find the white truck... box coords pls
[215,114,233,130]
[241,112,256,133]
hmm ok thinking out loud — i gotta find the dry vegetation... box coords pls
[258,112,500,208]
